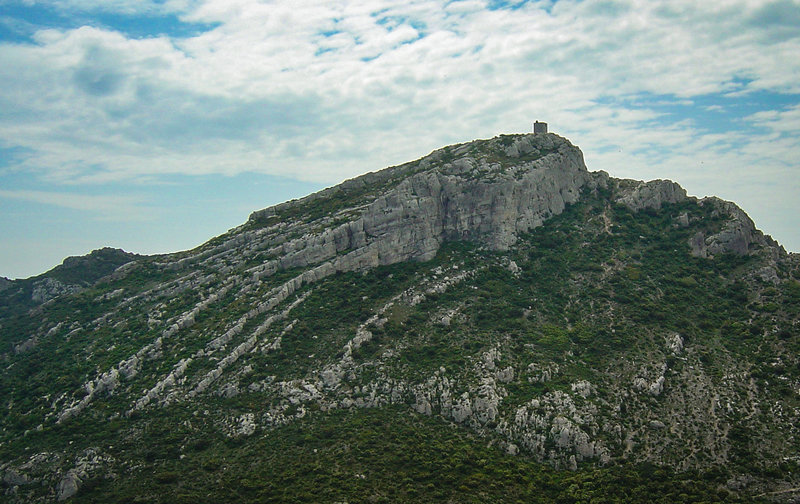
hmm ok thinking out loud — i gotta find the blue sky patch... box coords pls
[594,90,800,136]
[0,2,217,43]
[374,14,428,35]
[0,145,33,169]
[486,0,534,11]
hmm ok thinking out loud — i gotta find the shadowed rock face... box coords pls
[50,247,141,286]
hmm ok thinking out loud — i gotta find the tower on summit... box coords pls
[533,121,548,134]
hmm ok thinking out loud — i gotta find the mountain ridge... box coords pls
[1,132,798,502]
[2,133,786,286]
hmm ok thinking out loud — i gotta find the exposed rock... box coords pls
[249,134,595,272]
[704,199,757,256]
[615,179,687,212]
[690,197,786,258]
[667,334,684,355]
[689,232,709,258]
[53,448,113,501]
[414,397,432,416]
[472,378,502,425]
[2,131,796,502]
[528,362,559,383]
[505,443,519,456]
[633,365,667,397]
[225,413,257,437]
[52,248,140,286]
[755,266,779,285]
[496,366,515,383]
[56,470,81,501]
[59,367,122,422]
[551,415,595,459]
[13,337,37,355]
[571,380,594,398]
[31,278,81,304]
[218,382,239,399]
[452,393,473,423]
[321,366,344,389]
[649,375,665,396]
[3,469,30,487]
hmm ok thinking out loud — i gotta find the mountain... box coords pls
[1,133,799,503]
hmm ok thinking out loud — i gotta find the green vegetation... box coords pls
[79,406,754,504]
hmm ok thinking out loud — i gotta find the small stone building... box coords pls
[533,121,548,134]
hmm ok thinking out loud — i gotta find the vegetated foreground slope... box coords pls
[0,133,798,503]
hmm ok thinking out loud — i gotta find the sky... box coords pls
[0,0,799,279]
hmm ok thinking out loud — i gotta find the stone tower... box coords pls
[533,121,548,134]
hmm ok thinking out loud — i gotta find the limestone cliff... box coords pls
[247,133,598,270]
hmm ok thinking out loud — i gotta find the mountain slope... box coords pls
[1,133,798,502]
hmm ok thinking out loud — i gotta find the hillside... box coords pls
[1,133,799,502]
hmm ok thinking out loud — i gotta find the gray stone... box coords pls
[57,470,81,501]
[648,376,665,396]
[615,179,687,212]
[496,366,515,383]
[690,197,786,258]
[3,469,30,487]
[31,277,81,304]
[248,134,595,276]
[13,337,37,354]
[667,334,684,355]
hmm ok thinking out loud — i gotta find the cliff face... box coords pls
[1,132,798,503]
[242,134,775,284]
[245,134,597,274]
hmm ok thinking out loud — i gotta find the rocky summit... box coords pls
[1,133,799,503]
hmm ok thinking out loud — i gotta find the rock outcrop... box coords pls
[616,179,687,212]
[615,179,784,259]
[690,197,786,258]
[30,278,81,304]
[248,134,598,274]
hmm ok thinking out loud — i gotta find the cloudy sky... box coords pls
[1,0,798,278]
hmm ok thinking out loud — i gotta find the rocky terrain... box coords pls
[1,132,798,502]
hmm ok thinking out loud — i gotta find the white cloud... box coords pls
[0,189,150,220]
[0,0,798,252]
[747,104,800,134]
